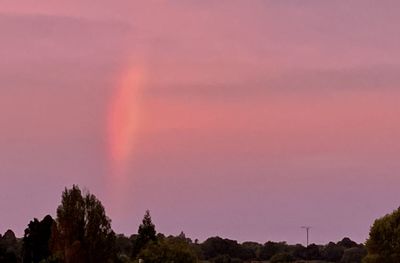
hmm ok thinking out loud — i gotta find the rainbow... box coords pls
[107,66,145,176]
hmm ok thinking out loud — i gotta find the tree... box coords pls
[138,210,156,243]
[115,234,133,260]
[341,247,366,263]
[201,236,243,260]
[54,185,116,263]
[270,252,295,263]
[240,242,260,260]
[290,243,307,260]
[212,254,236,263]
[0,230,22,263]
[321,242,344,262]
[338,237,358,249]
[132,210,157,257]
[303,243,321,260]
[177,231,193,244]
[138,235,197,263]
[22,215,54,263]
[364,207,400,263]
[258,241,287,260]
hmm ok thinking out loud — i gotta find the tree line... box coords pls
[0,185,399,263]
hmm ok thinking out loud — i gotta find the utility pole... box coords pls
[301,226,311,247]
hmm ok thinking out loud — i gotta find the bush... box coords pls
[270,252,295,263]
[364,207,400,263]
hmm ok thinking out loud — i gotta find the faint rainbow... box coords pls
[107,65,145,176]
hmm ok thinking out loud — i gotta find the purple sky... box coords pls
[1,1,400,245]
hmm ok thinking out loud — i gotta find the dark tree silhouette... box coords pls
[132,210,157,258]
[54,185,116,263]
[341,247,366,263]
[0,184,376,263]
[201,236,248,260]
[320,242,344,262]
[259,241,287,260]
[0,230,21,263]
[337,237,358,249]
[138,235,197,263]
[270,252,295,263]
[22,215,54,263]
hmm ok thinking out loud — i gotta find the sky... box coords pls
[0,1,400,245]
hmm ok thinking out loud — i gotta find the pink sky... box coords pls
[1,1,400,244]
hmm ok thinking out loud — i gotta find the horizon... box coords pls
[0,195,368,247]
[1,1,400,245]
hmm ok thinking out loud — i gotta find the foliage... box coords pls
[54,185,116,263]
[240,241,260,260]
[340,247,367,263]
[0,185,384,263]
[304,243,322,260]
[201,237,243,260]
[270,252,295,263]
[132,210,157,258]
[211,254,242,263]
[365,208,400,263]
[115,234,133,259]
[259,241,287,260]
[364,207,400,263]
[22,215,54,263]
[320,242,344,262]
[138,235,197,263]
[0,230,22,263]
[338,237,359,249]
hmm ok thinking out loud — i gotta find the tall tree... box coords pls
[83,193,116,263]
[132,210,156,258]
[54,185,116,263]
